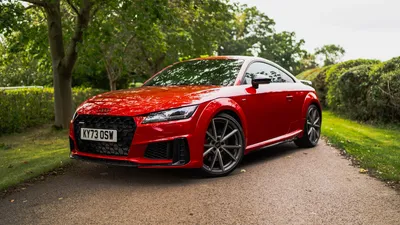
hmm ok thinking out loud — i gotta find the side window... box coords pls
[270,67,295,83]
[242,62,273,85]
[242,62,295,84]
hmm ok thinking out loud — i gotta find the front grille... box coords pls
[144,141,173,159]
[73,115,136,156]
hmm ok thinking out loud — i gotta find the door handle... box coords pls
[286,95,293,101]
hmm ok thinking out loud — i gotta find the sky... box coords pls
[238,0,400,61]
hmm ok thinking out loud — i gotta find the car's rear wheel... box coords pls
[201,113,245,177]
[294,104,321,148]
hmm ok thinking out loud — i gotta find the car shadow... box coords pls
[71,142,303,187]
[241,142,300,167]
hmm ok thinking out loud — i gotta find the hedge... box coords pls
[336,64,375,120]
[0,87,105,135]
[369,57,400,123]
[325,59,380,110]
[297,66,332,107]
[297,56,400,123]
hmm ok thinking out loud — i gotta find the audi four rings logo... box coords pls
[98,108,111,113]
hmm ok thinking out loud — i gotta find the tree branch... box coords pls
[62,0,95,78]
[66,0,79,15]
[21,0,47,7]
[123,36,135,54]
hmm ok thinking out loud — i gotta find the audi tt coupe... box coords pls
[69,56,322,176]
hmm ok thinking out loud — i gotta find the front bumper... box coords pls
[69,112,205,169]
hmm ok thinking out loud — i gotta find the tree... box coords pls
[11,0,101,128]
[315,44,345,66]
[82,0,233,90]
[0,3,52,86]
[218,4,275,56]
[258,31,308,74]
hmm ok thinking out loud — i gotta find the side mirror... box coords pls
[252,74,272,89]
[299,79,312,86]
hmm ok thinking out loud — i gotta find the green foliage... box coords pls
[315,44,345,66]
[325,59,380,110]
[369,57,400,123]
[297,66,332,107]
[0,88,105,134]
[300,56,400,123]
[336,64,376,120]
[296,67,323,80]
[258,31,308,74]
[0,2,52,87]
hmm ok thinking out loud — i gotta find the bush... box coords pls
[297,66,332,107]
[369,57,400,123]
[325,59,380,110]
[0,87,105,135]
[296,67,323,80]
[336,64,375,120]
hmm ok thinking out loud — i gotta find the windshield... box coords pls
[144,59,244,86]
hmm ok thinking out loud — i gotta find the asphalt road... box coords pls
[1,141,399,225]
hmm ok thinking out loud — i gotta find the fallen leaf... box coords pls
[10,199,14,203]
[23,200,28,203]
[359,168,368,173]
[58,197,63,200]
[286,156,292,158]
[240,169,246,173]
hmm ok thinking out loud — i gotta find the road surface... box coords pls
[1,141,399,225]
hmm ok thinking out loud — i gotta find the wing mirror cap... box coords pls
[252,74,272,89]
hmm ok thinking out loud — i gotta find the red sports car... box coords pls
[69,56,321,176]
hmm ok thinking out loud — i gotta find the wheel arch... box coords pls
[301,92,322,120]
[196,98,248,145]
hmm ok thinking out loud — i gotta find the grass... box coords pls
[322,111,400,181]
[0,125,70,190]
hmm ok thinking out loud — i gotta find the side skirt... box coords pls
[244,130,302,154]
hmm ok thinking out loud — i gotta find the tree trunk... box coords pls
[45,2,72,128]
[109,79,117,91]
[41,0,93,128]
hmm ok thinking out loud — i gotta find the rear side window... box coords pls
[242,62,295,84]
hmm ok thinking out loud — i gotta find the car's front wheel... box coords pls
[294,104,321,148]
[201,113,245,177]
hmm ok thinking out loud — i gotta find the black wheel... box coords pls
[294,105,321,148]
[201,113,245,177]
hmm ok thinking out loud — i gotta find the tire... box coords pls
[294,104,321,148]
[200,113,245,177]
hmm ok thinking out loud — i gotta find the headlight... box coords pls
[142,105,198,124]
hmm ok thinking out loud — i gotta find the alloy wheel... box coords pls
[306,107,321,144]
[203,116,244,174]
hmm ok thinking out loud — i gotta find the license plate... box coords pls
[80,128,117,142]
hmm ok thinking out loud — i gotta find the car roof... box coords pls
[191,55,261,61]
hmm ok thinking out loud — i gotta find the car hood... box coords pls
[78,86,222,116]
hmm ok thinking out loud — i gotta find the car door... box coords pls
[269,66,302,133]
[237,62,291,145]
